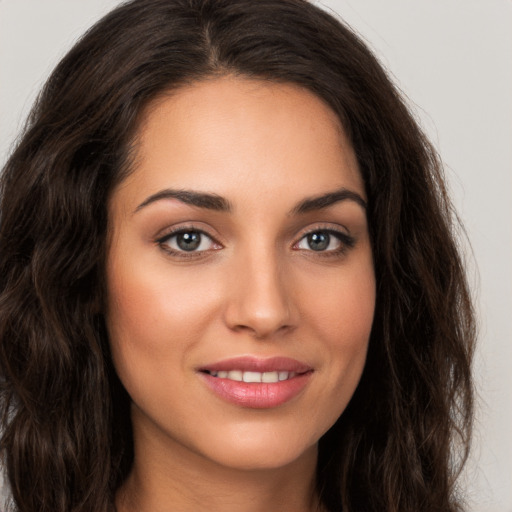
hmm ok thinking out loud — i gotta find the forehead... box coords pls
[115,76,364,212]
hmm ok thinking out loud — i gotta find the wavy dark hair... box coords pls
[0,0,474,510]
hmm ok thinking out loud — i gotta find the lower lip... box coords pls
[200,372,312,409]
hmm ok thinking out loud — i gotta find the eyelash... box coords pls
[155,225,355,259]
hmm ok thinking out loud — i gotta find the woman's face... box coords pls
[106,77,375,472]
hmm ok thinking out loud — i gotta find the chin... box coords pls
[194,423,320,472]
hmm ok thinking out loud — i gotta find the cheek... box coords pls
[107,254,216,339]
[331,270,374,371]
[104,253,222,392]
[305,257,375,348]
[301,258,375,422]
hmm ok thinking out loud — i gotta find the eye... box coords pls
[295,230,354,253]
[158,229,218,253]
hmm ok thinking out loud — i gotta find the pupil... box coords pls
[177,232,201,251]
[308,232,329,251]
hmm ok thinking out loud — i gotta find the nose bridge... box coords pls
[224,241,295,337]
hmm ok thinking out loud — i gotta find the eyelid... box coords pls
[154,221,222,243]
[293,222,351,241]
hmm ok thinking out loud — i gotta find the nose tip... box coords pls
[227,303,293,339]
[223,257,297,339]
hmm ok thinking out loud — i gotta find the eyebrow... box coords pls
[290,188,367,214]
[134,186,366,215]
[135,189,231,213]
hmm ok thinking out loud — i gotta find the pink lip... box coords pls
[198,356,313,409]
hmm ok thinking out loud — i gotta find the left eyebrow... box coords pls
[290,188,367,215]
[134,188,232,213]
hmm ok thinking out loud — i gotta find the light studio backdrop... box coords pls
[1,1,511,511]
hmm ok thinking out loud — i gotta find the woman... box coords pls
[0,0,474,511]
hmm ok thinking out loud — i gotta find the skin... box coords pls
[106,76,375,512]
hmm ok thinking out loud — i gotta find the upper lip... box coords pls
[199,356,312,374]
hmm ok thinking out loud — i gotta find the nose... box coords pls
[223,250,298,339]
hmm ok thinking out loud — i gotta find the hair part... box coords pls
[0,1,474,511]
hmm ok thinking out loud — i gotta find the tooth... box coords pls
[243,371,262,383]
[262,371,279,383]
[211,369,296,383]
[227,370,243,381]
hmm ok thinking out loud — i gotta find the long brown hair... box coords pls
[0,1,474,510]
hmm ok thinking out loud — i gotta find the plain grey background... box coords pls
[1,1,511,511]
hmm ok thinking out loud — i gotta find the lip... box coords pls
[198,356,313,409]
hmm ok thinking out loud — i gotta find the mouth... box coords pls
[198,356,313,408]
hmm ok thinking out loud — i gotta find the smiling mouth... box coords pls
[202,370,300,383]
[199,357,313,408]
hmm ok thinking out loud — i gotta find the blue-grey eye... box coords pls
[176,232,201,251]
[297,231,342,252]
[161,230,215,252]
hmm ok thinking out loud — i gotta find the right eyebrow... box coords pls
[290,188,367,215]
[134,188,232,214]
